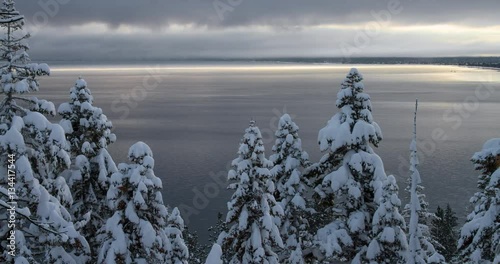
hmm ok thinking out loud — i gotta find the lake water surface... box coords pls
[37,63,500,243]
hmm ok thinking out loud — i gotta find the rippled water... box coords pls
[37,62,500,243]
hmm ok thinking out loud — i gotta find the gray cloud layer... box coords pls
[18,0,500,29]
[28,26,499,60]
[13,0,500,59]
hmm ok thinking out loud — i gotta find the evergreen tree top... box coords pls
[336,68,368,111]
[318,68,382,154]
[168,207,185,231]
[58,77,116,156]
[72,77,94,104]
[270,113,309,167]
[58,78,93,112]
[234,120,271,169]
[128,141,154,164]
[275,114,298,134]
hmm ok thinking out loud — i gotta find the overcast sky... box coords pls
[15,0,500,60]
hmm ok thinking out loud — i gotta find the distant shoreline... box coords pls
[38,57,500,71]
[33,57,500,74]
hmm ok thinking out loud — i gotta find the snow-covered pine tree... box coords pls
[0,1,89,262]
[457,138,500,263]
[269,114,314,263]
[58,77,117,259]
[431,204,458,261]
[0,0,73,208]
[58,77,117,156]
[221,120,284,264]
[0,117,90,263]
[353,175,408,264]
[407,100,425,264]
[0,0,50,109]
[166,207,190,264]
[406,100,445,264]
[99,142,179,263]
[312,68,388,261]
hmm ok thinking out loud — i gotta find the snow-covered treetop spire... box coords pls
[236,120,269,165]
[270,113,310,167]
[406,99,445,264]
[128,141,153,164]
[73,77,94,104]
[336,68,370,124]
[408,99,423,264]
[58,77,116,157]
[410,99,420,182]
[318,68,382,154]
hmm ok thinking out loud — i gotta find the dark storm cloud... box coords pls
[17,0,500,29]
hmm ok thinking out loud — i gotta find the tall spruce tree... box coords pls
[353,175,408,264]
[99,142,182,263]
[166,207,190,264]
[405,100,445,264]
[431,204,458,261]
[220,120,284,264]
[312,68,392,262]
[0,0,73,208]
[59,78,117,250]
[457,138,500,263]
[0,1,89,262]
[269,114,314,262]
[0,117,90,263]
[58,77,118,260]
